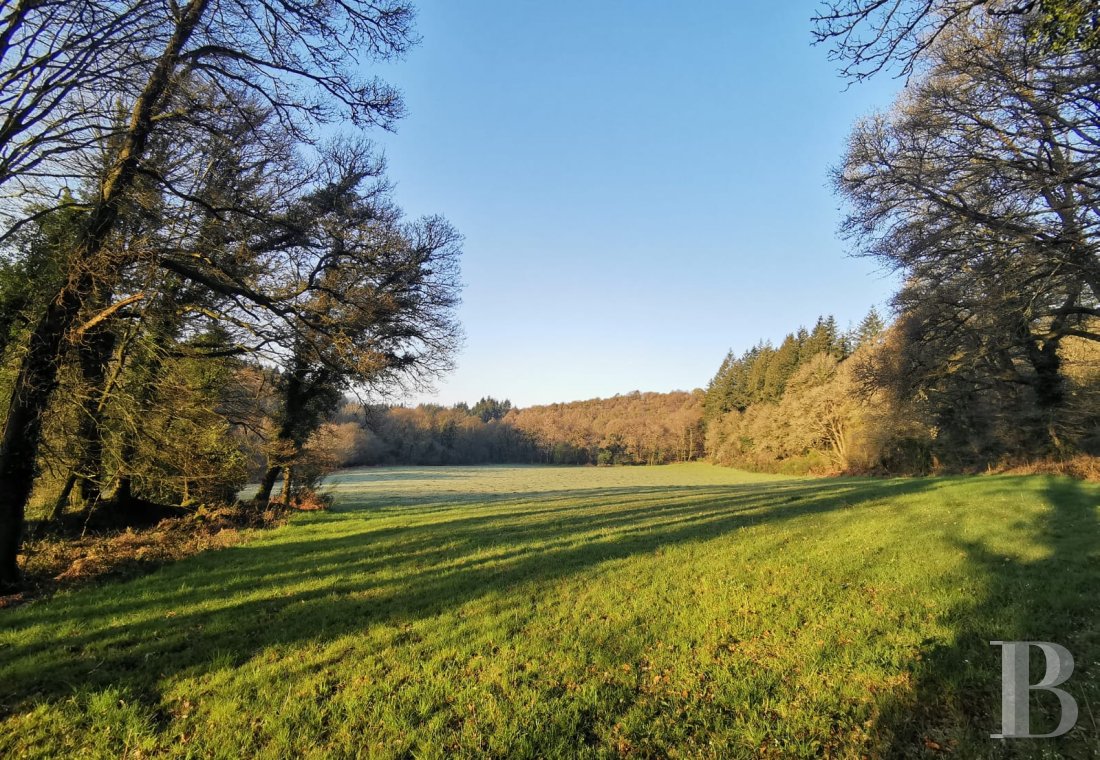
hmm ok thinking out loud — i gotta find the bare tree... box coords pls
[813,0,1099,81]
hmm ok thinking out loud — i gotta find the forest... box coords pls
[320,390,705,467]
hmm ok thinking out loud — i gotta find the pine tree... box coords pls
[856,307,886,347]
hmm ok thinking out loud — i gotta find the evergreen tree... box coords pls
[855,307,886,347]
[470,397,513,422]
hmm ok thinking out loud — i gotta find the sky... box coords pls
[367,1,905,408]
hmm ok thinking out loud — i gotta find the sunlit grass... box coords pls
[2,464,1098,758]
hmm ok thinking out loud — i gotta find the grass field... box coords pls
[1,464,1098,758]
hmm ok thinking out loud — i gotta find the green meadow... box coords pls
[2,464,1097,758]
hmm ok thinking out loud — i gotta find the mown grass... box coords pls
[1,464,1097,758]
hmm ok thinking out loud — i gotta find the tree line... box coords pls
[704,307,1099,475]
[316,391,706,467]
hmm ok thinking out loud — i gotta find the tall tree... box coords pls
[855,306,886,347]
[252,146,462,506]
[836,12,1100,447]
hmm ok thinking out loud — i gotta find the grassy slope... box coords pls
[1,464,1097,759]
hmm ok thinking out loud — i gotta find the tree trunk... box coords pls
[0,282,87,588]
[282,467,293,507]
[50,474,79,523]
[114,467,134,510]
[253,359,313,508]
[1031,346,1064,410]
[52,316,134,522]
[73,319,117,506]
[110,391,145,513]
[112,385,149,511]
[253,465,281,506]
[1027,338,1066,452]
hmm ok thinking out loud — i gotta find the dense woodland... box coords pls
[0,0,1098,588]
[319,391,705,467]
[705,311,1100,474]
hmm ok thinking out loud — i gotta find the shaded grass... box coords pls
[1,464,1097,758]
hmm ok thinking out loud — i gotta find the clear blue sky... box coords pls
[369,1,903,407]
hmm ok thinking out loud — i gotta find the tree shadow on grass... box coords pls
[873,476,1100,758]
[0,476,934,722]
[5,479,905,630]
